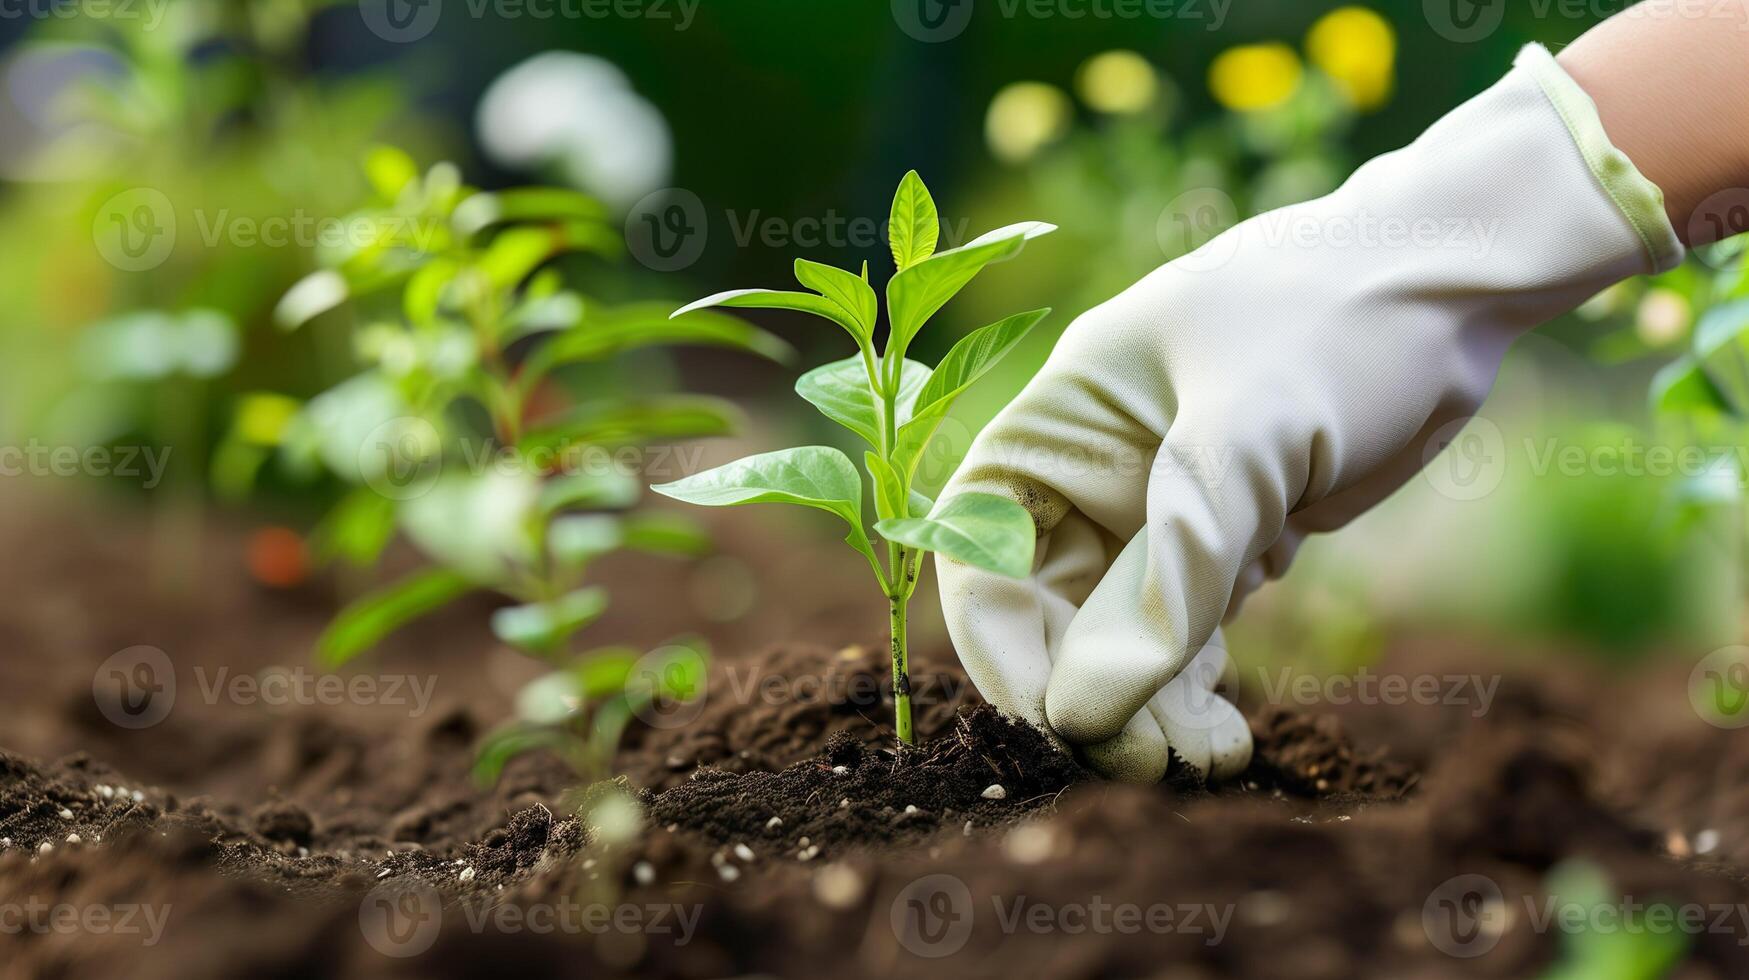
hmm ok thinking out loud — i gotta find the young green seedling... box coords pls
[262,147,785,784]
[653,171,1052,743]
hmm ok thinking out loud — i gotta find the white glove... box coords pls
[937,45,1682,783]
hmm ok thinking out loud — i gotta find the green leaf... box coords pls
[403,258,457,327]
[478,226,558,289]
[364,145,419,201]
[519,396,742,455]
[275,270,349,330]
[472,723,569,786]
[888,170,940,272]
[673,289,868,347]
[309,488,398,568]
[452,187,608,238]
[794,356,930,448]
[650,446,878,567]
[1650,354,1732,418]
[491,587,609,655]
[521,302,793,384]
[317,568,475,667]
[620,512,712,556]
[885,222,1055,360]
[865,451,907,523]
[913,308,1050,418]
[538,471,641,515]
[891,308,1050,477]
[401,470,543,585]
[1694,299,1749,413]
[574,647,641,700]
[876,492,1036,578]
[794,258,878,343]
[548,514,623,565]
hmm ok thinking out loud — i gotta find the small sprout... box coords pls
[654,171,1052,744]
[764,816,784,832]
[981,784,1008,800]
[376,868,392,879]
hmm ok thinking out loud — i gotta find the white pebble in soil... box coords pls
[57,807,73,820]
[717,864,740,883]
[633,861,656,886]
[458,866,476,883]
[64,834,81,845]
[38,842,53,855]
[1696,829,1721,854]
[981,784,1007,800]
[765,816,783,832]
[733,843,755,862]
[831,766,848,776]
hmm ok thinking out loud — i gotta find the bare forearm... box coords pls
[1559,0,1749,244]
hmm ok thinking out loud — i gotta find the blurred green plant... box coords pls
[653,171,1048,744]
[253,146,788,781]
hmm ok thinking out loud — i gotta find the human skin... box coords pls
[1559,0,1749,244]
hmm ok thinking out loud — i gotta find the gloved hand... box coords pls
[936,45,1683,783]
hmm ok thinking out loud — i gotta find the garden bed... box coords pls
[2,497,1747,978]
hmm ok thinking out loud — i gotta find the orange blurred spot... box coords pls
[247,527,308,588]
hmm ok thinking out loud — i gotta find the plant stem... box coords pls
[889,586,912,743]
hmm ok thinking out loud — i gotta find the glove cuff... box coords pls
[1515,43,1684,274]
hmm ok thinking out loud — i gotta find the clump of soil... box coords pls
[648,705,1085,857]
[622,642,977,790]
[1243,708,1420,800]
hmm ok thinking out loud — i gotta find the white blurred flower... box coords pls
[476,52,673,213]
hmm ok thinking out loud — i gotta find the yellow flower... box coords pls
[985,82,1073,164]
[1076,50,1157,115]
[1306,6,1396,111]
[1208,43,1302,113]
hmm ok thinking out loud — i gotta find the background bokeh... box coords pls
[2,0,1744,682]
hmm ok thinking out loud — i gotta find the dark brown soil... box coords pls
[3,492,1749,979]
